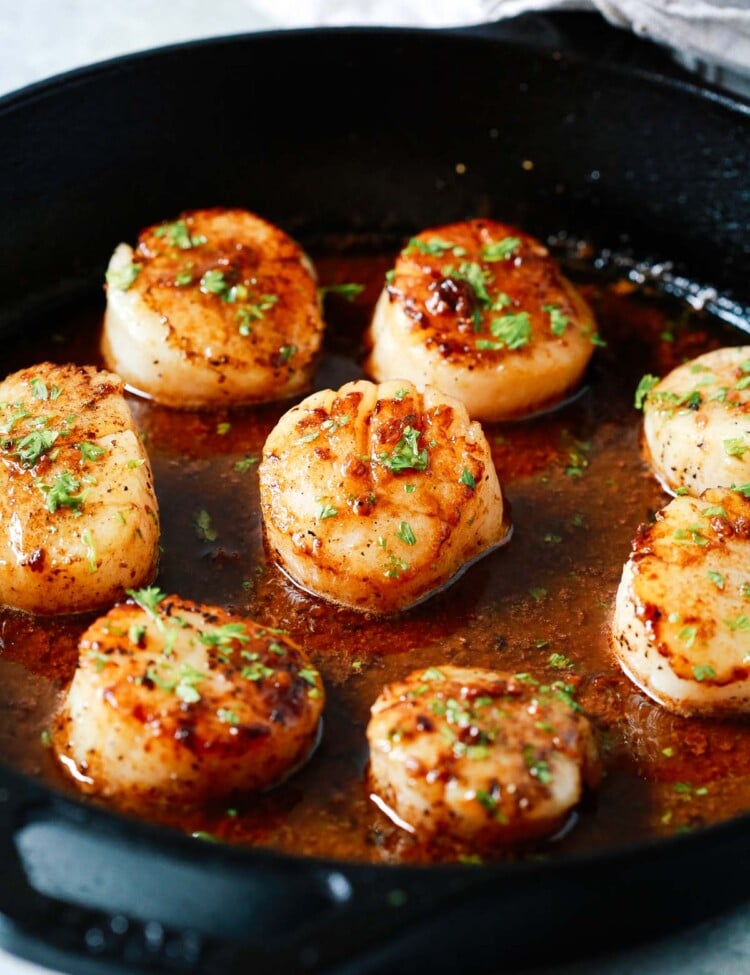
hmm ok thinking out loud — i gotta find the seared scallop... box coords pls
[612,487,750,716]
[640,347,750,496]
[0,363,158,614]
[366,219,599,421]
[102,208,324,408]
[55,591,324,801]
[259,379,510,614]
[367,665,599,845]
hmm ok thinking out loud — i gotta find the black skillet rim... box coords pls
[0,19,748,886]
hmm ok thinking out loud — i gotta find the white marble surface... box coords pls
[0,3,748,974]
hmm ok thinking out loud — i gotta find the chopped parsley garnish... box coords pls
[36,471,85,513]
[234,455,259,473]
[200,269,230,298]
[475,789,499,816]
[702,505,728,519]
[76,441,106,462]
[460,468,476,489]
[692,665,716,682]
[318,283,364,301]
[423,667,446,682]
[529,586,548,602]
[200,623,250,649]
[492,292,512,310]
[384,553,409,578]
[175,664,207,703]
[175,270,193,287]
[0,407,31,435]
[320,416,351,434]
[393,387,410,402]
[407,237,466,257]
[396,521,416,545]
[241,661,275,682]
[634,374,660,409]
[318,500,338,520]
[548,652,574,670]
[298,667,319,686]
[673,525,708,546]
[724,437,749,458]
[127,586,166,615]
[278,344,297,364]
[129,623,146,645]
[707,570,725,590]
[217,708,240,725]
[88,650,110,672]
[523,746,553,785]
[154,219,206,250]
[191,831,218,843]
[488,311,532,350]
[106,262,141,291]
[378,426,428,473]
[14,429,58,466]
[442,261,492,307]
[82,529,97,573]
[30,378,48,400]
[481,237,521,262]
[678,625,697,648]
[565,451,588,478]
[543,303,569,336]
[236,294,278,335]
[194,509,218,542]
[724,614,750,632]
[674,782,709,797]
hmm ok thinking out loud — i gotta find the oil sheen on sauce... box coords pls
[1,247,749,865]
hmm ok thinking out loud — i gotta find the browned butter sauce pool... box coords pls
[2,246,750,865]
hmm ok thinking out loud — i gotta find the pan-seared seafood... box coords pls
[0,363,158,614]
[639,347,750,496]
[55,591,324,801]
[367,665,599,845]
[366,219,599,421]
[259,379,510,614]
[612,487,750,716]
[102,208,324,409]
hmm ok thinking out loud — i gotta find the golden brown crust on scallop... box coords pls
[367,665,599,846]
[102,208,324,408]
[366,219,598,421]
[0,362,159,614]
[55,595,324,801]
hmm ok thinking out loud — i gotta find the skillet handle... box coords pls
[0,775,483,975]
[0,780,215,974]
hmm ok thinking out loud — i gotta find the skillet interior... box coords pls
[1,15,750,975]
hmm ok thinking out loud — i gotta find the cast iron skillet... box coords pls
[0,13,749,975]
